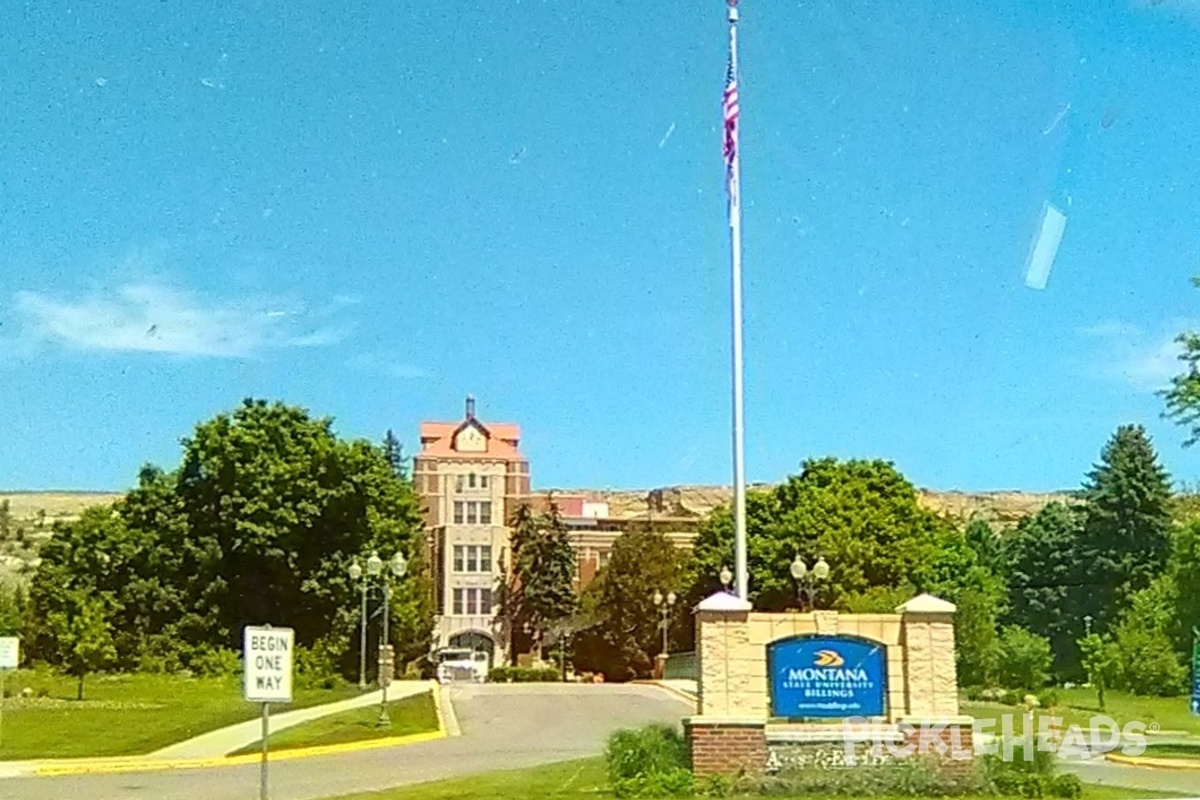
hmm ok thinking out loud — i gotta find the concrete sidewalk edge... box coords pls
[632,681,698,708]
[30,729,448,777]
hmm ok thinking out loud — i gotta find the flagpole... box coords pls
[726,0,749,601]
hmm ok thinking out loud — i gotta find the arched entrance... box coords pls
[448,631,495,666]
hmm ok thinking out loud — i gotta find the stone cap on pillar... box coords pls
[895,593,956,615]
[696,591,753,614]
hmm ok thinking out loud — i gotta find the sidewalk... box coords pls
[151,680,434,759]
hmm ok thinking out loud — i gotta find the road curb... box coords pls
[432,681,461,737]
[19,689,449,778]
[634,681,698,708]
[1105,751,1200,770]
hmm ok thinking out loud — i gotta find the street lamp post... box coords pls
[790,555,830,612]
[719,565,733,592]
[653,590,677,656]
[348,560,368,690]
[366,550,408,729]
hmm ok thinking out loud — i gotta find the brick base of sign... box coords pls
[686,719,768,777]
[904,724,975,771]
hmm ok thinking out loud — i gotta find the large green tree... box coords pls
[1109,575,1188,696]
[1003,502,1087,676]
[575,527,686,681]
[495,501,577,662]
[27,399,431,677]
[1079,424,1173,624]
[688,458,961,612]
[1161,287,1200,445]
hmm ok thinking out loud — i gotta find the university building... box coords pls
[412,397,701,665]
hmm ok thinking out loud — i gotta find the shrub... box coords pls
[489,666,560,683]
[613,768,695,798]
[1048,774,1082,798]
[606,725,689,789]
[189,646,241,678]
[754,757,989,797]
[1036,688,1060,709]
[489,666,511,682]
[996,626,1053,690]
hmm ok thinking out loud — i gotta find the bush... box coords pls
[1036,688,1060,709]
[606,725,689,792]
[613,768,695,798]
[189,646,241,678]
[753,757,989,797]
[996,626,1053,690]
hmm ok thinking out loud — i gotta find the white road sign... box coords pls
[243,626,294,703]
[0,637,17,670]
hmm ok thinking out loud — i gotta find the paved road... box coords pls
[1,683,692,800]
[1064,757,1200,796]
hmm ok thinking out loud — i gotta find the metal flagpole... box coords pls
[725,0,749,601]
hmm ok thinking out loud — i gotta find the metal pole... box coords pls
[260,702,269,800]
[726,1,749,602]
[359,579,368,690]
[377,581,391,727]
[661,607,669,655]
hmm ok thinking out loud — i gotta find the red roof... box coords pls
[417,419,525,461]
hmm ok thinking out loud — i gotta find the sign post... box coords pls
[0,637,18,748]
[243,625,294,800]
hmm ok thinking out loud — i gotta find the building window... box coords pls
[452,588,464,615]
[598,550,611,569]
[480,475,489,489]
[468,472,477,489]
[480,501,492,525]
[479,588,492,613]
[452,545,493,574]
[455,475,464,493]
[466,501,478,525]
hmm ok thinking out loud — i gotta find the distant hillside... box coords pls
[0,485,1075,585]
[537,485,1072,527]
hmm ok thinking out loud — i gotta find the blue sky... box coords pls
[2,0,1199,493]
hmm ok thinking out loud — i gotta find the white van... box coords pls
[435,647,489,684]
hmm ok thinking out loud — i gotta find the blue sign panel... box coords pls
[768,635,886,719]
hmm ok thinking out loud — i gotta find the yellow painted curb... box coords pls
[1105,751,1200,770]
[31,689,448,778]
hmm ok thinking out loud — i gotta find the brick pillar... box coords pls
[685,719,768,777]
[896,594,960,719]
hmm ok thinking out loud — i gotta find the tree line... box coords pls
[0,398,1197,699]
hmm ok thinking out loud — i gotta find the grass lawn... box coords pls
[963,688,1200,736]
[0,668,360,761]
[230,692,438,755]
[328,758,1190,800]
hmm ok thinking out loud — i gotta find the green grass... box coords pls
[963,688,1200,737]
[230,691,438,755]
[1141,742,1200,760]
[0,668,360,760]
[328,758,1189,800]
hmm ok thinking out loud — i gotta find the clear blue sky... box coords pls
[2,0,1199,493]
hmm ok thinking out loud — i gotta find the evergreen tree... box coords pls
[382,429,406,478]
[1004,502,1088,676]
[1080,424,1173,625]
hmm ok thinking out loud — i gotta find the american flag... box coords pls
[723,52,740,207]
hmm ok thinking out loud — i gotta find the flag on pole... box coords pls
[723,52,740,214]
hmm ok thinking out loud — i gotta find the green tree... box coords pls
[1080,424,1173,625]
[495,501,577,662]
[1077,632,1117,711]
[1109,576,1188,697]
[382,429,406,478]
[27,399,429,678]
[1170,519,1200,656]
[1004,502,1087,676]
[0,583,23,637]
[47,590,118,700]
[996,625,1053,690]
[1161,291,1200,445]
[964,518,1005,574]
[952,567,1006,688]
[575,528,686,681]
[688,458,958,612]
